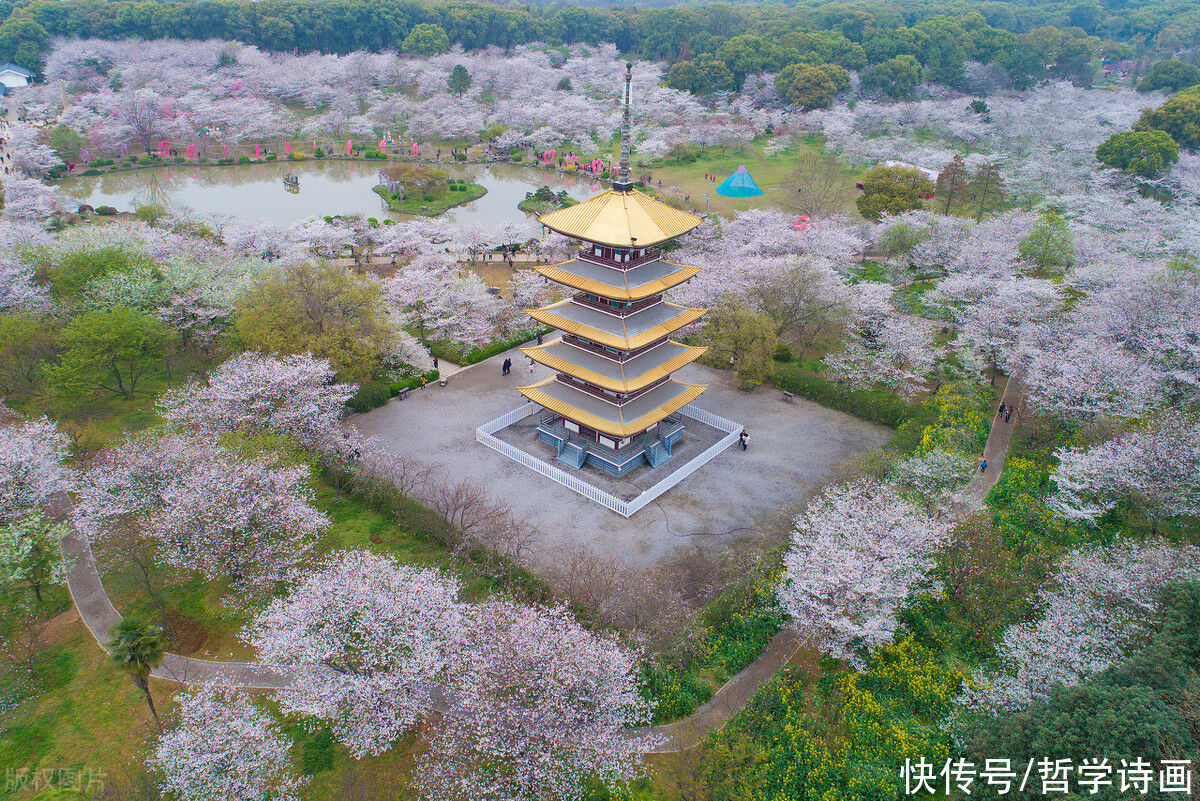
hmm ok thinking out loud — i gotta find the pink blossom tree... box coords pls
[1051,412,1200,532]
[74,434,326,588]
[0,418,71,522]
[246,551,464,757]
[158,353,354,448]
[779,478,948,664]
[961,540,1200,713]
[415,600,653,801]
[151,686,302,801]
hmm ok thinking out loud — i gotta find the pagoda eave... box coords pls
[525,301,706,352]
[521,339,707,392]
[537,188,703,249]
[517,377,706,439]
[533,259,701,301]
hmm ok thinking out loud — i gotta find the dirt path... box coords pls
[51,371,1024,752]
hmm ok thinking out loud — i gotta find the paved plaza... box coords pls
[351,346,891,568]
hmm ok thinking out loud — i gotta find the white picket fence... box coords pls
[475,403,741,517]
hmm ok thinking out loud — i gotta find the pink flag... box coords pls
[379,139,387,153]
[285,142,291,154]
[222,144,228,158]
[412,142,419,157]
[254,144,261,158]
[347,139,353,155]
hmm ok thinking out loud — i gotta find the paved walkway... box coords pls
[50,372,1024,753]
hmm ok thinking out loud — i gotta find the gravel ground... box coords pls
[350,346,891,569]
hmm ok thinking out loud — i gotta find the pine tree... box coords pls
[969,162,1003,221]
[936,154,970,214]
[448,64,471,97]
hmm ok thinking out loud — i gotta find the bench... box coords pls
[396,387,410,401]
[782,391,794,403]
[438,378,448,387]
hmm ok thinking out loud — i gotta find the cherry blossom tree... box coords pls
[824,314,937,399]
[74,434,326,588]
[886,449,976,509]
[0,418,71,522]
[246,551,464,757]
[1051,412,1200,532]
[384,254,500,349]
[779,478,949,665]
[415,600,653,801]
[151,686,302,801]
[960,540,1200,713]
[0,511,71,602]
[6,124,59,177]
[158,352,354,448]
[1022,335,1164,421]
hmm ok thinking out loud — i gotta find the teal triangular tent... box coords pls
[716,165,764,198]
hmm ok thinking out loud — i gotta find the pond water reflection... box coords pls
[59,159,604,232]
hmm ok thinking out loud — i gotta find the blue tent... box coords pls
[716,164,764,198]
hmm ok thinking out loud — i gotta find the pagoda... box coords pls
[518,64,708,477]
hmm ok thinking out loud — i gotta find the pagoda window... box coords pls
[565,420,580,434]
[604,346,618,354]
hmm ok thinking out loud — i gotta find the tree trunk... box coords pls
[135,675,162,731]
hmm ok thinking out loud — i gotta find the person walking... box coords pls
[529,359,535,376]
[432,357,438,370]
[980,459,987,473]
[739,430,748,451]
[420,376,427,390]
[998,402,1007,417]
[502,358,511,376]
[1005,408,1012,423]
[536,331,543,345]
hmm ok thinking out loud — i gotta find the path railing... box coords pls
[476,403,741,517]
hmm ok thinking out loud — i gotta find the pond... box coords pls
[58,159,604,232]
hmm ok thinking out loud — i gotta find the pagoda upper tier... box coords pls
[538,188,703,248]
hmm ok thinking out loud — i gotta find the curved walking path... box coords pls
[51,373,1024,753]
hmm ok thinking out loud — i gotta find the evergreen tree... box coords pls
[448,64,471,97]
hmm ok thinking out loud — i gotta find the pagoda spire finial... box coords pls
[613,62,634,192]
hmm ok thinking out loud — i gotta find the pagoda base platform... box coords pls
[476,402,742,516]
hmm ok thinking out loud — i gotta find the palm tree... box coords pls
[107,617,167,730]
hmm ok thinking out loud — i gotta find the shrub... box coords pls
[265,153,277,161]
[454,151,467,161]
[772,363,931,429]
[344,370,440,413]
[81,168,102,176]
[173,156,185,163]
[772,343,793,362]
[238,155,251,164]
[218,158,234,165]
[640,664,714,723]
[94,205,117,216]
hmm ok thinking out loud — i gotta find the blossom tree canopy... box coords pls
[0,418,71,522]
[1051,412,1200,531]
[158,352,354,448]
[246,551,465,758]
[779,478,949,665]
[415,599,653,801]
[960,540,1200,713]
[73,434,326,587]
[150,686,302,801]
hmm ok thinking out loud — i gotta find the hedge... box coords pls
[771,363,932,429]
[427,328,551,366]
[344,370,439,413]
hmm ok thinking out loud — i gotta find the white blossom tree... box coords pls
[150,686,302,801]
[384,254,500,349]
[779,478,948,664]
[415,600,653,801]
[74,434,326,588]
[960,540,1200,713]
[0,418,71,522]
[1051,412,1200,532]
[247,551,464,757]
[158,353,354,448]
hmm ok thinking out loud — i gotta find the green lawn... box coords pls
[645,137,865,218]
[373,183,486,216]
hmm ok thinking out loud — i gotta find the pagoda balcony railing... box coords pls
[576,249,662,270]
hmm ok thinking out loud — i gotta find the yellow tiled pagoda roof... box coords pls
[534,259,700,301]
[517,377,706,438]
[525,299,705,351]
[521,338,707,393]
[537,189,703,248]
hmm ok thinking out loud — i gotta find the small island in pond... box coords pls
[374,162,486,216]
[518,185,578,215]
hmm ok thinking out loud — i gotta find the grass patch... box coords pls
[771,360,933,430]
[372,183,486,216]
